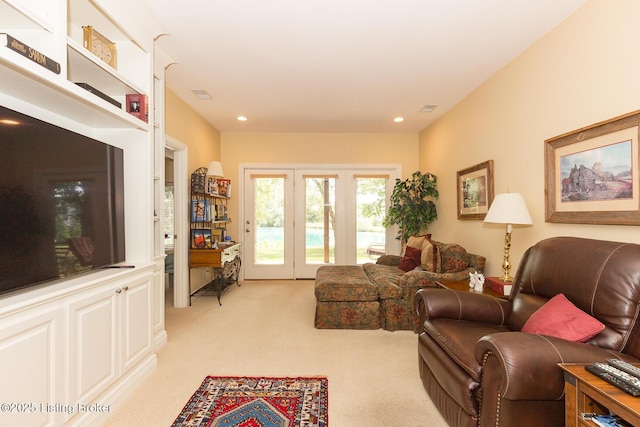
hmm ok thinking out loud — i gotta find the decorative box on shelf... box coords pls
[486,276,512,296]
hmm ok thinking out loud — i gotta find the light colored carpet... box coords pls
[101,280,447,427]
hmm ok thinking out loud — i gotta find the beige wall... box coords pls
[221,132,419,240]
[419,0,640,276]
[165,88,221,173]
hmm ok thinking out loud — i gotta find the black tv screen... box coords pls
[0,105,125,295]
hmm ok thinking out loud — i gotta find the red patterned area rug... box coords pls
[171,376,328,427]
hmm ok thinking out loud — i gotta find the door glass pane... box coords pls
[356,177,386,263]
[305,177,335,264]
[254,177,285,264]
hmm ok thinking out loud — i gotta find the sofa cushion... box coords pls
[399,245,422,271]
[315,265,378,302]
[362,263,403,300]
[438,243,470,273]
[420,236,441,272]
[521,293,605,342]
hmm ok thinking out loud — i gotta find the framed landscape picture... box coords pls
[545,110,640,225]
[457,160,494,220]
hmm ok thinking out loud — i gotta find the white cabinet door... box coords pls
[66,285,119,410]
[66,271,153,417]
[119,274,153,372]
[0,304,63,427]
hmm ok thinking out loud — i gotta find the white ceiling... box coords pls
[145,0,587,133]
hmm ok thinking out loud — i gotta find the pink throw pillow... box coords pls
[399,246,422,272]
[522,293,605,342]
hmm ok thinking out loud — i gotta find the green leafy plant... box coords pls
[383,171,439,244]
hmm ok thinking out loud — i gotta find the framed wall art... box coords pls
[457,160,494,220]
[545,110,640,225]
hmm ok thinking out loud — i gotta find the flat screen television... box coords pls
[0,105,125,295]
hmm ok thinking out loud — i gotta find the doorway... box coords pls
[241,164,399,280]
[165,136,189,308]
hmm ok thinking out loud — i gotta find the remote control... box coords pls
[586,363,640,396]
[607,358,640,378]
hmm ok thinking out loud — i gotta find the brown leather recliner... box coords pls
[414,237,640,427]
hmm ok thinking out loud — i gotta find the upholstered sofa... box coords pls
[314,237,486,331]
[415,236,640,427]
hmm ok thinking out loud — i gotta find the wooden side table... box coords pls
[559,363,640,426]
[189,242,242,304]
[435,279,507,299]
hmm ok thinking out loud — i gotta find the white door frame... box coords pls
[166,136,190,308]
[243,168,295,279]
[238,163,401,280]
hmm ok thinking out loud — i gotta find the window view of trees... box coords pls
[254,178,286,264]
[355,177,386,263]
[253,175,386,264]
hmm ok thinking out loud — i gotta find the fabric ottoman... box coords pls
[314,265,380,329]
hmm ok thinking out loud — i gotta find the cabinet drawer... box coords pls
[189,250,222,267]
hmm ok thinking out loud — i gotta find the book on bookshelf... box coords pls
[1,33,61,74]
[191,200,210,222]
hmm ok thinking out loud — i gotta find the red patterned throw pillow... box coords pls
[399,245,422,272]
[521,293,605,342]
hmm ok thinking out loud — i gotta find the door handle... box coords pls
[245,228,250,232]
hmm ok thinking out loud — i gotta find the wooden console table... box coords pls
[560,363,640,426]
[189,242,242,304]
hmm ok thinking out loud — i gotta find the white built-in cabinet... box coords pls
[0,0,169,425]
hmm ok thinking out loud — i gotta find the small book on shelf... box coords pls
[217,179,231,197]
[486,277,512,295]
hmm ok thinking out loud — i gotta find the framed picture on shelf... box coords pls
[191,199,210,222]
[456,160,494,220]
[191,229,212,249]
[125,93,148,122]
[545,110,640,225]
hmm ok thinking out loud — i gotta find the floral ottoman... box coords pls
[314,265,380,329]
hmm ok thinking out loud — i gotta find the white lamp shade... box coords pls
[484,193,532,225]
[207,161,224,177]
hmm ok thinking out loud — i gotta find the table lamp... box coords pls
[483,193,532,282]
[207,161,224,177]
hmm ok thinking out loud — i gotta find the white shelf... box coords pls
[67,38,146,96]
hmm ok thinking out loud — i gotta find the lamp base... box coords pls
[499,229,513,284]
[497,273,513,283]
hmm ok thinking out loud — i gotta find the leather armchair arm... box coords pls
[415,287,512,325]
[475,332,640,401]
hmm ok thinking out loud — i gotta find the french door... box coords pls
[242,166,398,280]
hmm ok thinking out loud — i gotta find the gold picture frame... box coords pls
[545,110,640,225]
[457,160,494,220]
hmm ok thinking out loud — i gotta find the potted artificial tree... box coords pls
[383,171,439,246]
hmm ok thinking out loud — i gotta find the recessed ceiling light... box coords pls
[393,117,404,123]
[236,116,248,122]
[419,104,438,113]
[191,89,212,100]
[0,119,20,125]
